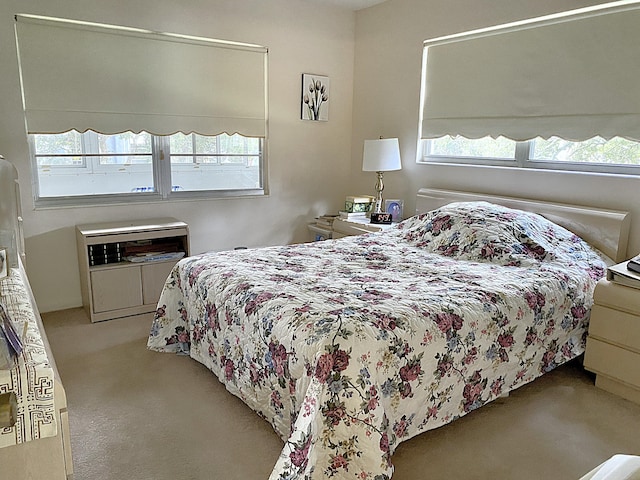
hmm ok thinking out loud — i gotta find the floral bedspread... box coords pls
[148,202,606,479]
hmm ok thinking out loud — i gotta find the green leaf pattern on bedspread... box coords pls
[147,201,606,479]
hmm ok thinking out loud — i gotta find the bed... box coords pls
[147,189,630,480]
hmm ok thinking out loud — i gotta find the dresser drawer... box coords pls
[584,337,640,388]
[594,279,640,315]
[332,218,384,236]
[589,305,640,352]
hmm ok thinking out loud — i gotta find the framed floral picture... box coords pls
[301,74,330,121]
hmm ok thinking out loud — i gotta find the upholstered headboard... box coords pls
[415,188,631,263]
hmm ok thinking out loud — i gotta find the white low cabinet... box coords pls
[76,218,189,322]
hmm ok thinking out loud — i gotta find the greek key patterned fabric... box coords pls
[0,268,57,448]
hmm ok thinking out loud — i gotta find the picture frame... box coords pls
[0,248,7,280]
[301,74,330,121]
[385,199,404,222]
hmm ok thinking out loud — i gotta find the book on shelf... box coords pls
[345,195,375,204]
[607,260,640,289]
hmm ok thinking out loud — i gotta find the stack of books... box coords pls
[88,242,123,266]
[607,255,640,289]
[339,210,368,219]
[344,195,375,213]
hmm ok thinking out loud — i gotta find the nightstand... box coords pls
[76,218,189,322]
[583,278,640,404]
[332,216,396,239]
[308,223,333,242]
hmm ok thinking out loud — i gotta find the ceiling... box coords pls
[306,0,388,10]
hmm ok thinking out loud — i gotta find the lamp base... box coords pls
[373,171,385,213]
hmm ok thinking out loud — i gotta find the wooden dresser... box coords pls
[584,278,640,404]
[0,156,73,478]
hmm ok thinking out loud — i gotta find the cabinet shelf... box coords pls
[76,218,189,322]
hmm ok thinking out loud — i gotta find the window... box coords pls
[32,130,263,205]
[422,136,640,175]
[16,15,268,206]
[419,3,640,173]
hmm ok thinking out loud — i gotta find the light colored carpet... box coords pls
[42,308,640,480]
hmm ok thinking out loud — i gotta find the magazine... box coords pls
[0,303,23,357]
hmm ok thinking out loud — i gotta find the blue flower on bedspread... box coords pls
[148,201,607,480]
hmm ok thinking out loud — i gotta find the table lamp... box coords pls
[362,138,402,219]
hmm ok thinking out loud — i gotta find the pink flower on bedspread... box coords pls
[462,371,487,412]
[267,341,289,381]
[187,264,206,287]
[523,242,547,259]
[330,454,348,471]
[365,386,379,412]
[490,377,505,396]
[541,340,559,372]
[435,311,463,338]
[173,326,189,343]
[498,332,514,348]
[525,290,546,311]
[431,214,453,235]
[437,243,459,256]
[435,352,454,378]
[587,264,606,280]
[222,357,234,380]
[289,436,311,468]
[244,291,274,315]
[314,349,350,383]
[206,303,219,331]
[373,312,397,331]
[480,243,502,259]
[399,362,421,382]
[571,304,588,320]
[333,349,350,372]
[379,432,390,454]
[462,346,478,365]
[393,415,412,438]
[315,353,334,383]
[322,401,347,426]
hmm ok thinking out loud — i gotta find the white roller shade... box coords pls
[15,15,267,137]
[421,1,640,142]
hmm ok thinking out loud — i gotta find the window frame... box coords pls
[29,132,266,208]
[420,138,640,176]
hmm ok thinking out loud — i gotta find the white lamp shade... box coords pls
[362,138,402,172]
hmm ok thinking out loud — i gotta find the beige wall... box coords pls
[351,0,640,256]
[3,0,639,312]
[0,0,356,312]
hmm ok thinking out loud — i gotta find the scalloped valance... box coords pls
[421,1,640,142]
[15,15,267,137]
